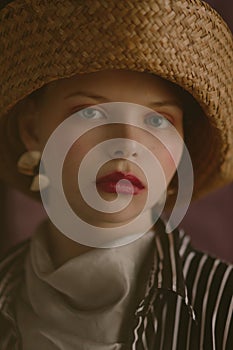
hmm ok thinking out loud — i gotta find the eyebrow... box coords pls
[65,91,183,109]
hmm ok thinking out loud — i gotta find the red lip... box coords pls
[96,171,145,194]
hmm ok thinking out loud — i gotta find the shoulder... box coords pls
[0,239,30,299]
[0,239,30,271]
[179,229,233,298]
[179,229,233,348]
[0,241,30,350]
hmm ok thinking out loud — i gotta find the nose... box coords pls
[107,138,141,159]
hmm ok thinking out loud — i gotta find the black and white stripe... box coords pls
[129,220,233,349]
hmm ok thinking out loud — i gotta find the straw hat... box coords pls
[0,0,232,205]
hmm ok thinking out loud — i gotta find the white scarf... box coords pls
[15,220,156,349]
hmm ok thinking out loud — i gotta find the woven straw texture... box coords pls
[0,0,233,204]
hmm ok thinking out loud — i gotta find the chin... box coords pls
[76,210,142,228]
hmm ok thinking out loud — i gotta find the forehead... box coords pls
[46,69,183,105]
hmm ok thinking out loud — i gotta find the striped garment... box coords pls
[0,219,232,349]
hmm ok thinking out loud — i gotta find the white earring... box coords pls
[17,150,41,175]
[30,174,50,191]
[17,150,50,191]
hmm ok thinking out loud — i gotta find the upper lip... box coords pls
[96,171,145,188]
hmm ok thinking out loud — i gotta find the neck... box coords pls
[46,220,94,268]
[45,210,157,269]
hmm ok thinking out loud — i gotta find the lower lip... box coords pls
[96,181,145,195]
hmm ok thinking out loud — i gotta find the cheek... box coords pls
[37,109,67,150]
[150,138,182,182]
[62,142,87,178]
[61,145,84,207]
[38,124,58,151]
[161,153,177,181]
[62,133,97,193]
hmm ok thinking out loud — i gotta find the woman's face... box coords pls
[20,70,184,228]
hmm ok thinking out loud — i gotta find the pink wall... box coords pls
[181,183,233,263]
[3,187,46,254]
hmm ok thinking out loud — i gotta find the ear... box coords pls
[17,98,41,151]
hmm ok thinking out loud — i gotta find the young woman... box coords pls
[0,0,232,349]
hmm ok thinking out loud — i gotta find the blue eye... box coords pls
[145,113,171,128]
[79,107,106,120]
